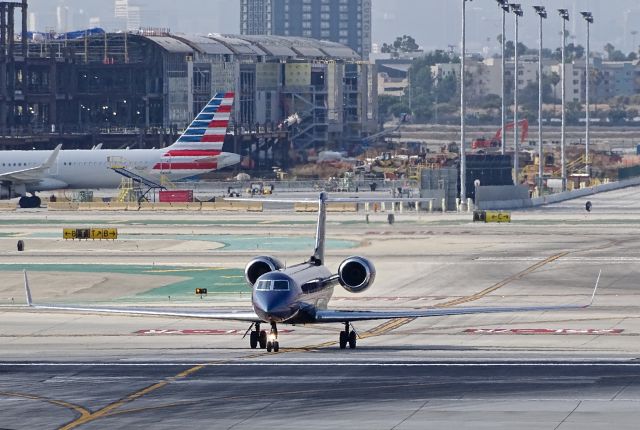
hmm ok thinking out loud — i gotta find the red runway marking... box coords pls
[464,328,624,335]
[135,329,294,335]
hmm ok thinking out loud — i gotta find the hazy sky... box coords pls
[28,0,640,55]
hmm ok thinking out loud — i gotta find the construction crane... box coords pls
[361,113,411,148]
[472,119,529,150]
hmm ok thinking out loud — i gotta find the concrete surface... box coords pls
[1,186,640,428]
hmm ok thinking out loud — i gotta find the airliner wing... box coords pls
[23,271,261,323]
[0,144,62,183]
[315,272,601,323]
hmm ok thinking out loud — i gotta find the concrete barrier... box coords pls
[295,202,357,212]
[0,202,16,211]
[48,202,80,211]
[477,176,640,210]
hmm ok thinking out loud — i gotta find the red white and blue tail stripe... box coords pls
[156,92,235,171]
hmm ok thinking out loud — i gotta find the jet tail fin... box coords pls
[167,92,235,151]
[312,192,328,264]
[24,270,33,307]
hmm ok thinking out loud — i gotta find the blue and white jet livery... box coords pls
[24,193,601,352]
[1,93,240,208]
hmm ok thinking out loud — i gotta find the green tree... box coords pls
[381,35,421,58]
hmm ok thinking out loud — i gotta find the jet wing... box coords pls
[315,272,601,323]
[0,144,62,184]
[23,271,261,323]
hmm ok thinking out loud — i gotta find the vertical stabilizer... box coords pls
[311,192,328,265]
[165,92,234,154]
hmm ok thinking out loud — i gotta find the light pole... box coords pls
[510,3,522,185]
[496,0,509,155]
[558,8,569,191]
[534,6,547,193]
[581,11,593,179]
[460,0,472,211]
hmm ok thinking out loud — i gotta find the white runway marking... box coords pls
[1,362,640,367]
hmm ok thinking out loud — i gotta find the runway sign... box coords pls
[464,328,623,335]
[63,228,118,240]
[135,329,294,335]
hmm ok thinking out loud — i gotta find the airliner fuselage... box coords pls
[0,148,239,192]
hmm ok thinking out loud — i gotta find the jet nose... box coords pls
[254,292,292,322]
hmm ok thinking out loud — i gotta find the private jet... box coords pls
[24,193,600,352]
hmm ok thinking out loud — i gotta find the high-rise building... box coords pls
[114,0,129,19]
[240,0,371,60]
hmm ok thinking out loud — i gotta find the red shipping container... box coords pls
[159,190,194,203]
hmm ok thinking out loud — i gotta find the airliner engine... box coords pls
[338,256,376,293]
[244,256,284,286]
[0,183,16,200]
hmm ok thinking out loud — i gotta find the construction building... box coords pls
[0,3,377,170]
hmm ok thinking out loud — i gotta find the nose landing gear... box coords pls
[266,321,279,352]
[339,322,357,349]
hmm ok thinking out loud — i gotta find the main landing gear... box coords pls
[339,322,357,349]
[248,322,279,352]
[249,323,267,350]
[18,195,41,209]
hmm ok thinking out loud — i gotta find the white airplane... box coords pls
[0,92,240,208]
[23,193,601,352]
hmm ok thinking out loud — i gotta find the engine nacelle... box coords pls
[0,183,17,200]
[338,256,376,293]
[244,256,284,287]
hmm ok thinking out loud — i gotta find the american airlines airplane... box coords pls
[24,193,600,352]
[0,92,240,208]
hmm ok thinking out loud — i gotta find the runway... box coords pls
[2,361,640,429]
[2,186,640,428]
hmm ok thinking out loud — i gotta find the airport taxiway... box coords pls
[1,187,640,428]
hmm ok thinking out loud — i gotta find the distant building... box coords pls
[240,0,372,60]
[376,60,410,97]
[4,32,376,155]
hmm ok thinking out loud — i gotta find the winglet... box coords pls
[587,269,601,307]
[42,144,62,169]
[24,270,33,306]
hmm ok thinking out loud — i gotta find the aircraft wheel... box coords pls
[18,197,28,209]
[266,341,273,352]
[339,331,348,349]
[33,196,41,208]
[273,341,279,352]
[250,331,258,349]
[259,330,267,349]
[348,331,357,349]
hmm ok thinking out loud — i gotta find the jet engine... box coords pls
[338,256,376,293]
[0,183,16,200]
[244,256,284,287]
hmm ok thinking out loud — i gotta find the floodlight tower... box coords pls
[496,0,510,155]
[534,6,547,193]
[558,8,569,191]
[460,0,473,211]
[510,3,523,184]
[581,11,593,178]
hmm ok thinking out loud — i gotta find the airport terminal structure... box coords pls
[0,24,377,161]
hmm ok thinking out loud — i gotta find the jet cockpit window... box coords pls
[273,280,290,291]
[255,280,290,291]
[256,280,271,291]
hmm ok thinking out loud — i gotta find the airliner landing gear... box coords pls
[18,195,41,209]
[339,322,357,349]
[266,321,279,352]
[249,323,267,349]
